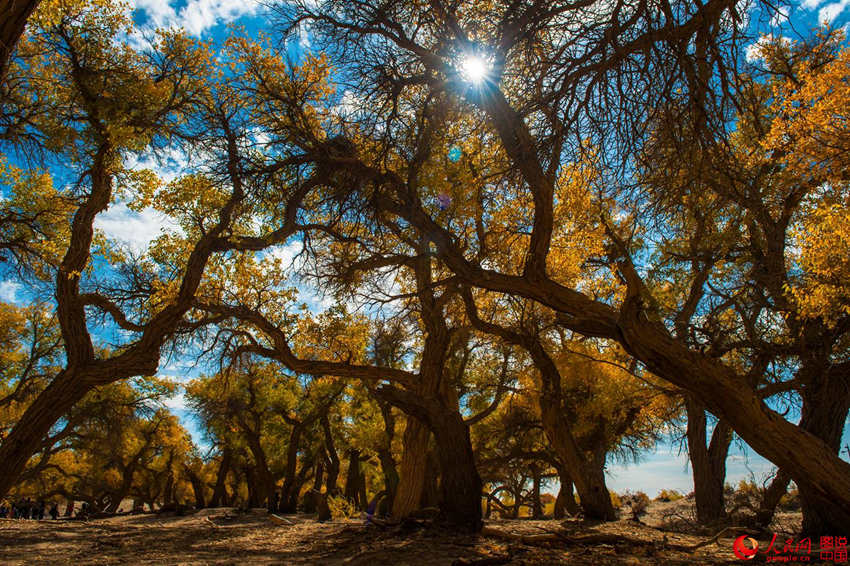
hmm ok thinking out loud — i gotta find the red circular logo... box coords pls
[733,535,759,560]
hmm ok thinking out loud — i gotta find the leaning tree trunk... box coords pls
[320,415,341,495]
[0,372,89,500]
[391,415,430,518]
[614,306,850,532]
[0,0,40,83]
[686,398,733,524]
[539,403,616,521]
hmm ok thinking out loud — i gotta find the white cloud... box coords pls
[819,0,850,22]
[125,146,187,184]
[265,240,304,269]
[800,0,823,10]
[163,387,187,411]
[745,35,790,62]
[129,0,263,38]
[95,202,180,253]
[0,280,21,303]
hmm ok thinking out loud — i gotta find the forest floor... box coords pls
[0,499,813,565]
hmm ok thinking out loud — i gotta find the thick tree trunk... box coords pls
[554,466,580,519]
[185,467,206,509]
[686,398,732,524]
[0,0,40,83]
[210,449,231,508]
[391,415,430,518]
[615,310,850,531]
[377,447,398,509]
[0,372,88,499]
[796,374,850,537]
[431,411,483,532]
[245,433,274,509]
[422,449,441,508]
[539,403,615,520]
[343,448,363,508]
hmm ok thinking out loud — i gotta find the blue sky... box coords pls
[2,0,849,496]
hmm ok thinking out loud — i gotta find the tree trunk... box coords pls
[422,449,441,508]
[430,411,483,532]
[539,402,615,520]
[377,402,399,509]
[796,374,850,537]
[278,425,302,512]
[185,467,206,509]
[320,416,340,496]
[686,398,732,524]
[530,464,543,519]
[615,310,850,531]
[343,448,363,508]
[245,465,262,508]
[303,457,323,513]
[245,433,274,509]
[391,415,430,518]
[210,449,231,508]
[0,0,40,83]
[0,372,88,499]
[756,470,791,528]
[554,467,580,519]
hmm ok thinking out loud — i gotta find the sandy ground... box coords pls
[0,503,820,565]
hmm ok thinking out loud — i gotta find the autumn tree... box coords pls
[262,0,850,532]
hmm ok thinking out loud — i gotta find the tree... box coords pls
[265,0,850,531]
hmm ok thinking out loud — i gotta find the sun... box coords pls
[459,55,489,84]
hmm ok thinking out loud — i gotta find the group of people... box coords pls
[0,499,60,520]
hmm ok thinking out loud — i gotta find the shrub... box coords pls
[622,491,651,521]
[656,489,683,502]
[326,495,359,519]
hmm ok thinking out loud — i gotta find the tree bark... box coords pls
[614,307,850,531]
[185,466,206,509]
[278,425,302,512]
[530,464,543,519]
[320,415,340,496]
[0,0,40,83]
[686,398,732,524]
[391,415,430,518]
[539,401,615,520]
[0,372,88,499]
[796,373,850,537]
[430,410,483,532]
[756,469,791,528]
[245,432,274,509]
[210,449,231,508]
[343,448,363,508]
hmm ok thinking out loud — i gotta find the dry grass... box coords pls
[0,502,802,565]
